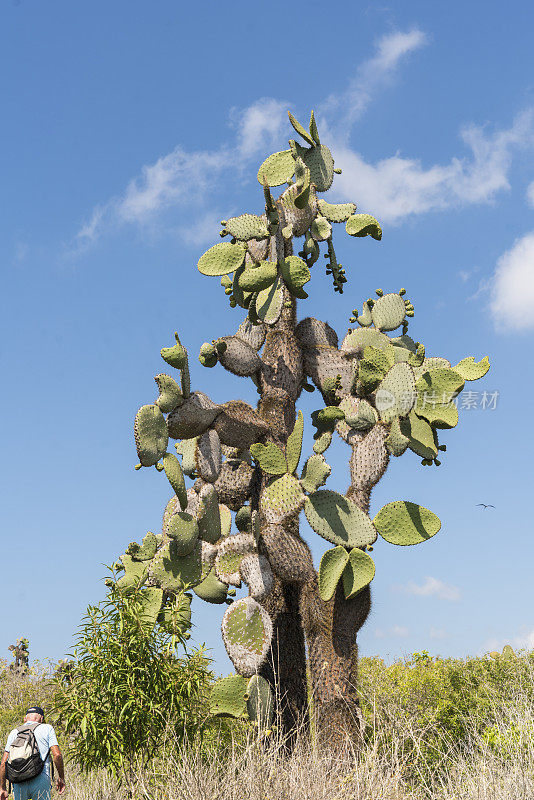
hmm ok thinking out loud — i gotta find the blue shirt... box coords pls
[5,723,58,780]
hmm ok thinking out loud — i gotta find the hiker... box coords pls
[0,706,65,800]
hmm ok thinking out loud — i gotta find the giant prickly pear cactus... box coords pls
[115,111,490,749]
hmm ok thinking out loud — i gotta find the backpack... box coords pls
[6,723,48,784]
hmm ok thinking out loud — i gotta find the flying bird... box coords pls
[476,503,495,509]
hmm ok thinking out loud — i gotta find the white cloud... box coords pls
[483,628,534,654]
[374,625,409,638]
[429,627,448,640]
[489,231,534,331]
[397,576,460,601]
[231,97,287,159]
[322,29,428,132]
[526,181,534,207]
[330,110,534,223]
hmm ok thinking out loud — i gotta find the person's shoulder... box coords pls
[39,724,54,734]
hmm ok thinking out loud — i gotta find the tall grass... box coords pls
[2,652,534,799]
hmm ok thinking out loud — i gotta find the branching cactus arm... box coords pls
[115,110,490,749]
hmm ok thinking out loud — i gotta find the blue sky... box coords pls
[2,0,533,675]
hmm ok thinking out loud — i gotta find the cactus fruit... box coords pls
[299,453,331,493]
[345,213,382,240]
[154,374,183,413]
[318,546,350,601]
[221,597,273,677]
[245,674,274,729]
[342,548,376,599]
[373,501,441,545]
[121,110,491,747]
[305,490,377,548]
[134,405,168,467]
[161,453,188,510]
[167,392,220,439]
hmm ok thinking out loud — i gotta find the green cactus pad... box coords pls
[313,429,333,454]
[197,484,222,544]
[193,568,229,604]
[235,505,252,532]
[310,215,332,242]
[305,490,377,548]
[343,398,378,431]
[261,473,306,524]
[317,199,357,223]
[134,404,169,467]
[356,300,373,326]
[199,342,218,368]
[215,533,255,585]
[237,260,278,293]
[400,410,438,459]
[198,242,247,276]
[288,111,316,146]
[138,587,164,628]
[341,327,390,354]
[345,214,382,240]
[160,340,188,370]
[127,531,158,562]
[116,555,149,593]
[302,144,335,191]
[210,674,248,717]
[342,549,376,599]
[302,232,320,265]
[154,374,183,413]
[358,346,395,393]
[150,541,202,591]
[246,674,274,729]
[255,276,283,325]
[371,293,407,332]
[375,362,416,423]
[286,410,304,474]
[219,503,232,538]
[175,437,199,477]
[224,214,269,241]
[257,150,296,187]
[249,442,287,475]
[280,256,311,299]
[373,500,441,545]
[318,546,350,601]
[413,357,451,381]
[167,512,199,556]
[415,369,464,428]
[385,416,410,457]
[161,453,187,510]
[300,453,331,493]
[453,356,490,381]
[222,597,273,677]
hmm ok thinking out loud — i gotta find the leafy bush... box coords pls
[51,581,216,782]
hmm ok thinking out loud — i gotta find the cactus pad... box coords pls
[167,392,220,439]
[245,675,274,729]
[375,362,416,423]
[197,483,222,544]
[134,405,168,467]
[415,368,464,428]
[210,674,248,717]
[215,532,255,586]
[286,410,304,474]
[149,540,202,591]
[260,473,306,523]
[318,546,350,601]
[166,512,199,556]
[343,398,378,432]
[341,327,390,355]
[317,199,357,222]
[296,317,339,349]
[300,453,331,493]
[217,336,262,376]
[400,410,438,459]
[198,242,246,276]
[193,568,229,604]
[237,260,278,293]
[175,437,199,477]
[240,553,274,602]
[385,416,410,456]
[302,144,335,191]
[223,214,269,241]
[313,428,333,454]
[342,548,376,599]
[310,215,332,242]
[219,503,232,538]
[116,554,149,592]
[196,429,222,483]
[127,531,158,562]
[453,356,490,381]
[249,442,287,475]
[255,276,284,324]
[161,453,188,510]
[305,490,377,548]
[257,150,296,186]
[214,400,269,449]
[138,587,164,628]
[345,214,382,240]
[373,500,441,545]
[358,346,395,393]
[154,374,183,413]
[235,318,266,351]
[280,256,311,299]
[371,293,407,332]
[222,597,273,677]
